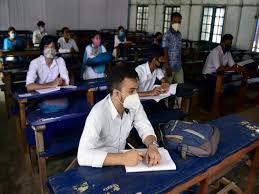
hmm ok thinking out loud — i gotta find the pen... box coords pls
[127,143,135,150]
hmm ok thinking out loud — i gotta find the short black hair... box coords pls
[148,45,165,62]
[171,12,182,20]
[154,32,162,38]
[37,21,45,27]
[61,27,69,34]
[39,35,58,53]
[117,26,125,31]
[108,65,139,92]
[90,31,101,39]
[8,26,16,33]
[221,34,233,43]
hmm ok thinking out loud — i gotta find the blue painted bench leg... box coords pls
[34,125,47,194]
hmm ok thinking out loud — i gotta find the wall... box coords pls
[0,0,129,34]
[128,0,259,50]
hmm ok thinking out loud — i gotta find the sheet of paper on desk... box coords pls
[124,147,176,173]
[237,59,255,66]
[36,87,61,94]
[18,93,33,97]
[60,85,77,89]
[139,84,177,102]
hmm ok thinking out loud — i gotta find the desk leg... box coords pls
[235,81,247,112]
[182,97,191,113]
[3,72,12,117]
[34,125,47,194]
[245,147,259,194]
[211,75,223,118]
[87,89,95,106]
[198,178,209,194]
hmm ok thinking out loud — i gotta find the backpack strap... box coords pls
[181,144,188,160]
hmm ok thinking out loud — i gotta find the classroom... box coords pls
[0,0,259,194]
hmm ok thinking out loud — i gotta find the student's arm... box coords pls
[3,39,9,50]
[32,31,37,44]
[138,87,161,97]
[162,34,172,76]
[77,109,144,167]
[133,105,161,166]
[157,69,169,92]
[58,58,70,85]
[72,39,79,52]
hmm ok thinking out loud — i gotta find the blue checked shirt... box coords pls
[162,28,182,72]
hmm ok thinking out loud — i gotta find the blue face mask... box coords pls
[118,31,125,42]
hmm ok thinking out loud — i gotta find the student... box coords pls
[153,32,163,47]
[3,26,24,50]
[77,66,161,167]
[202,34,242,75]
[26,35,69,91]
[58,27,79,53]
[32,21,47,46]
[82,31,109,80]
[113,26,127,59]
[135,46,169,97]
[162,12,183,107]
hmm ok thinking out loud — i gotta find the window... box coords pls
[136,6,149,32]
[252,17,259,52]
[200,7,225,43]
[163,6,181,33]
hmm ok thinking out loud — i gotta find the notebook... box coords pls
[124,147,176,173]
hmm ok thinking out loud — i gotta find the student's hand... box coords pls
[161,83,170,93]
[123,150,144,166]
[150,87,161,96]
[70,47,75,53]
[144,144,161,167]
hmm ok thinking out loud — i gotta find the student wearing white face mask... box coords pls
[78,66,161,168]
[162,12,183,108]
[26,35,69,92]
[32,21,47,46]
[3,26,24,50]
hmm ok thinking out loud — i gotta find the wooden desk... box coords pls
[48,115,259,194]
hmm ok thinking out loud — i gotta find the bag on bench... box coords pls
[159,120,220,159]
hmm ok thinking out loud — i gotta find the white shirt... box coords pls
[57,37,79,53]
[113,35,127,56]
[32,29,47,45]
[83,44,107,80]
[203,45,235,74]
[26,55,69,86]
[77,94,156,167]
[135,62,165,92]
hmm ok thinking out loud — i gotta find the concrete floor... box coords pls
[0,91,258,194]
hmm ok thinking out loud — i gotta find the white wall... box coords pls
[128,0,259,50]
[0,0,129,33]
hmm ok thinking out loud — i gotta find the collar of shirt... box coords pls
[145,62,153,76]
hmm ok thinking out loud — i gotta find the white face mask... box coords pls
[120,92,141,111]
[43,48,56,59]
[172,23,181,32]
[39,27,45,33]
[9,33,16,39]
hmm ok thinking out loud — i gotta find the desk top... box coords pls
[0,49,40,57]
[13,78,108,101]
[48,115,259,194]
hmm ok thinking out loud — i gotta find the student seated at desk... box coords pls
[58,27,79,53]
[135,46,169,97]
[202,34,245,75]
[113,26,128,59]
[26,35,69,92]
[78,66,161,167]
[3,26,24,50]
[32,21,47,47]
[152,32,163,47]
[82,31,109,80]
